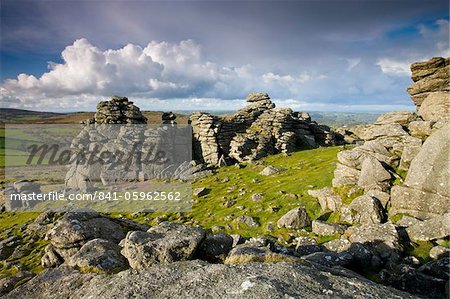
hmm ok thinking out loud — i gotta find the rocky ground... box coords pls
[0,57,449,298]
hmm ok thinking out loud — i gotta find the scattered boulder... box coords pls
[277,207,311,229]
[259,166,283,176]
[120,222,205,269]
[407,120,435,137]
[193,187,208,197]
[234,215,259,228]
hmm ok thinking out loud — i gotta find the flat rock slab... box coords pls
[5,260,420,299]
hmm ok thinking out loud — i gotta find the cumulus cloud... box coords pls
[1,38,331,110]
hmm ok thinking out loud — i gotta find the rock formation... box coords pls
[407,57,450,121]
[191,92,341,166]
[309,57,449,224]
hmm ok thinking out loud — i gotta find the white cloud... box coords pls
[376,58,411,76]
[377,19,450,76]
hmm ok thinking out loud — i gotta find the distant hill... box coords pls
[0,108,66,122]
[1,108,380,126]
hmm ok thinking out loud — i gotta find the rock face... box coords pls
[390,123,450,219]
[407,57,450,121]
[191,92,341,165]
[5,260,418,299]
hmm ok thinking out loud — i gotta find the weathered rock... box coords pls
[429,245,450,260]
[193,187,208,197]
[66,239,128,273]
[417,91,450,121]
[302,251,353,268]
[396,215,422,227]
[41,244,63,268]
[408,120,435,137]
[357,156,392,191]
[399,144,422,171]
[5,260,419,299]
[45,210,127,260]
[0,271,35,297]
[410,57,447,82]
[406,213,450,242]
[277,207,311,229]
[195,233,234,263]
[349,195,385,225]
[191,92,340,166]
[311,220,347,236]
[380,264,447,298]
[418,257,449,280]
[332,163,361,187]
[259,166,283,176]
[120,222,205,269]
[94,96,147,124]
[294,236,324,256]
[234,215,259,227]
[344,223,403,259]
[224,244,298,264]
[375,111,417,126]
[390,123,450,219]
[307,187,342,212]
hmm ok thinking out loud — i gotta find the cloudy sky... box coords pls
[1,0,449,112]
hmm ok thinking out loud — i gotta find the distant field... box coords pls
[0,108,189,124]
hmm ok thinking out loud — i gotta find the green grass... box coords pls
[185,146,341,238]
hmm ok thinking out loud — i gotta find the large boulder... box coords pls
[277,207,311,229]
[417,91,450,121]
[120,222,206,269]
[390,123,450,219]
[44,210,127,261]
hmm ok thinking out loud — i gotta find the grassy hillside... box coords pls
[0,146,341,278]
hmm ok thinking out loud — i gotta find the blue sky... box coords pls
[0,0,449,112]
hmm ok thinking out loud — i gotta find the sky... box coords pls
[0,0,449,112]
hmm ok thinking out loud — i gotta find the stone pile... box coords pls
[191,92,341,166]
[66,96,197,192]
[94,96,147,124]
